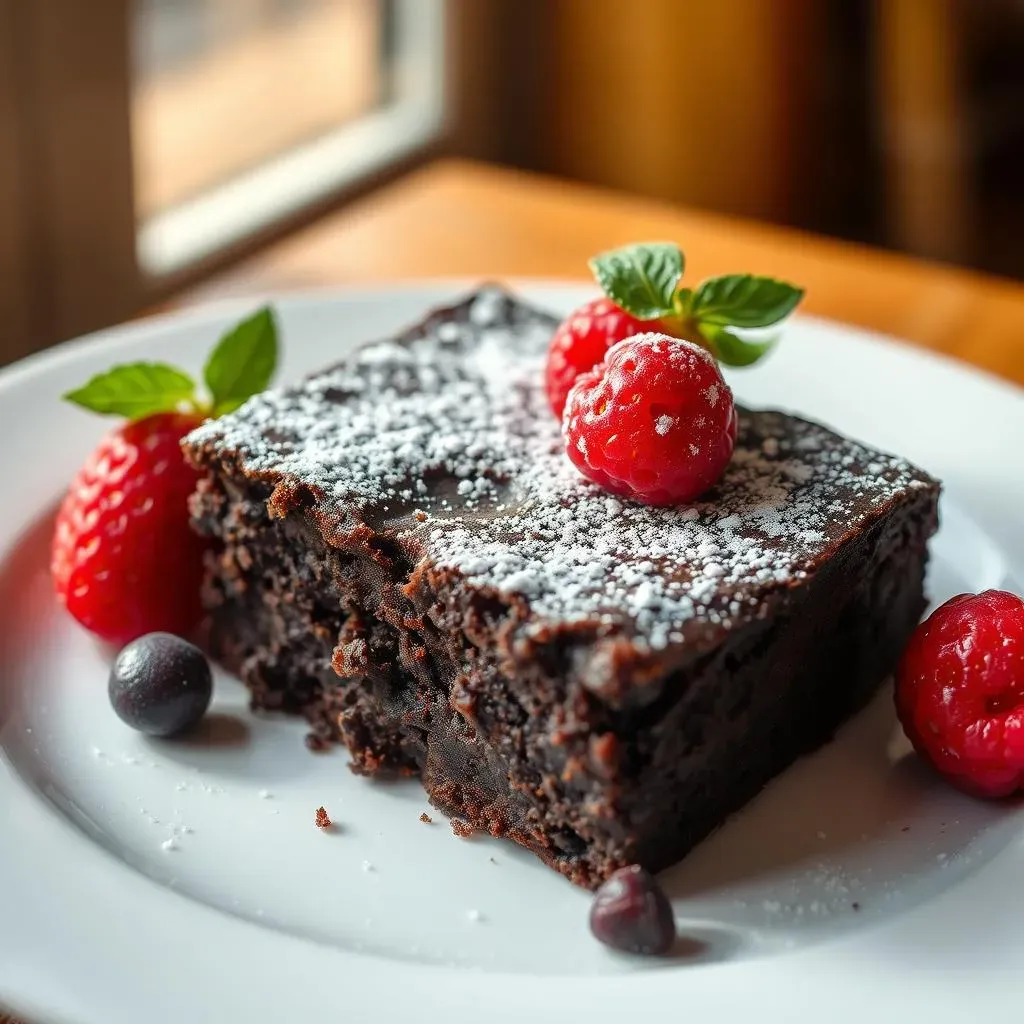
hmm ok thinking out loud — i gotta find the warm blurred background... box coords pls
[1,0,1022,365]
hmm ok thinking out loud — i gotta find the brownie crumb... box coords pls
[451,819,475,839]
[305,733,329,753]
[419,812,433,824]
[315,806,332,829]
[901,826,911,832]
[852,902,861,912]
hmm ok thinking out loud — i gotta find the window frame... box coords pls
[137,0,446,277]
[7,0,445,352]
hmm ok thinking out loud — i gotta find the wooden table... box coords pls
[187,158,1024,387]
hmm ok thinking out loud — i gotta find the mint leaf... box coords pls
[701,324,776,368]
[691,274,803,329]
[203,307,278,415]
[63,363,196,418]
[588,243,684,320]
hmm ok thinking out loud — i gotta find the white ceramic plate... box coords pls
[2,283,1023,1024]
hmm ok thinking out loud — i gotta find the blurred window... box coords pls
[133,0,444,273]
[0,0,443,358]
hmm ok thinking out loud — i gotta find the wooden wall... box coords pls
[449,0,831,230]
[447,0,1024,280]
[546,0,826,225]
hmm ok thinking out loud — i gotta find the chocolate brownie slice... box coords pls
[183,288,940,889]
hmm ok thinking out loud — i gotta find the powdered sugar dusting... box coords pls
[188,289,934,650]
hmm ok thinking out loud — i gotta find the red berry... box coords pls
[895,590,1024,799]
[51,412,209,646]
[545,297,653,419]
[562,333,736,506]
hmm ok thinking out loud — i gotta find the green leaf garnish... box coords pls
[63,363,197,418]
[700,324,777,367]
[586,242,804,370]
[63,305,279,422]
[690,274,804,329]
[203,306,278,415]
[588,242,684,320]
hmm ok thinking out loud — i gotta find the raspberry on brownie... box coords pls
[183,288,940,889]
[563,332,737,505]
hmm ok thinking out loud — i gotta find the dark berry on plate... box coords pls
[52,307,279,645]
[563,333,737,505]
[896,590,1024,798]
[108,632,212,737]
[589,864,676,955]
[52,412,209,646]
[545,297,654,419]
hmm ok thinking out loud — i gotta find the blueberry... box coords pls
[108,632,212,737]
[589,865,676,955]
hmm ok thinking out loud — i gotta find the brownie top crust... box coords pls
[184,288,938,654]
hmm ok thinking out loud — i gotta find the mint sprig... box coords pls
[587,242,804,368]
[700,324,776,367]
[63,363,197,419]
[588,243,684,320]
[63,305,279,420]
[203,307,278,415]
[687,274,804,328]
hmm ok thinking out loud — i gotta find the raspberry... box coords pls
[545,297,653,418]
[562,333,736,506]
[51,412,209,646]
[895,590,1024,798]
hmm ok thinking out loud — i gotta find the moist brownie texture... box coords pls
[184,288,940,889]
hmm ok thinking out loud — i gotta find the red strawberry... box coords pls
[52,307,279,645]
[548,242,805,423]
[552,242,804,506]
[545,298,653,419]
[51,413,208,645]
